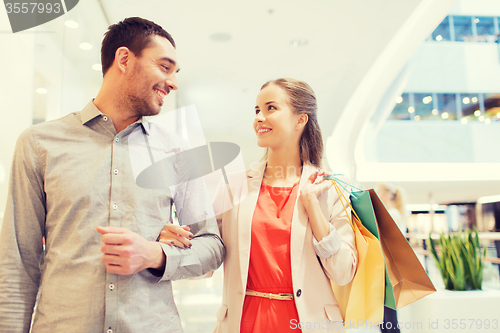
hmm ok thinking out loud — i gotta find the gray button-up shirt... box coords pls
[0,101,224,332]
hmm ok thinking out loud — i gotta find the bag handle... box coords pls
[329,179,363,231]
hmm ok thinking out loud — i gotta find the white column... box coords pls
[0,16,36,221]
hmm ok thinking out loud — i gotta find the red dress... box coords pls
[240,182,302,333]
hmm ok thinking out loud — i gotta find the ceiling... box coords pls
[21,0,500,205]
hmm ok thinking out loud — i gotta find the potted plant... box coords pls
[397,228,500,333]
[428,227,486,291]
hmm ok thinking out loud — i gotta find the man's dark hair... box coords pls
[101,17,175,75]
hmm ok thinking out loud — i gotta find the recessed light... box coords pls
[436,35,443,41]
[461,118,468,124]
[65,20,79,29]
[395,96,403,103]
[92,64,102,71]
[485,118,491,124]
[36,88,48,94]
[408,107,415,114]
[79,42,93,50]
[441,112,449,119]
[210,32,232,42]
[291,38,308,48]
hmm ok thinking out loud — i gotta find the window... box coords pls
[475,17,496,43]
[432,16,451,41]
[390,93,411,120]
[453,16,473,42]
[413,93,435,120]
[460,93,480,122]
[437,94,457,120]
[484,93,500,123]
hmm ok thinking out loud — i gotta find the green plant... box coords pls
[429,228,486,291]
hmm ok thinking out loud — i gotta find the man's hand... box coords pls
[96,226,166,275]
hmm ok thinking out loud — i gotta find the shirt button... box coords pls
[113,169,119,175]
[107,329,113,333]
[296,289,302,297]
[113,204,118,210]
[109,283,115,291]
[115,137,119,142]
[180,276,185,279]
[103,116,108,121]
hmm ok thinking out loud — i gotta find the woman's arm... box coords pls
[300,171,358,286]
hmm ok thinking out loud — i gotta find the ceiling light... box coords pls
[461,118,468,124]
[441,112,449,119]
[497,112,500,118]
[462,97,470,104]
[422,96,432,104]
[479,116,485,122]
[414,115,421,121]
[436,35,443,41]
[485,118,491,124]
[210,32,232,42]
[432,109,438,115]
[408,107,415,113]
[65,20,79,29]
[79,42,93,50]
[92,64,102,71]
[290,38,308,48]
[474,110,481,117]
[395,96,403,104]
[471,97,478,103]
[474,18,480,23]
[36,87,47,94]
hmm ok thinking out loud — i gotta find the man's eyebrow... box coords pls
[159,57,181,73]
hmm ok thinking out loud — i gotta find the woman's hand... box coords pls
[158,224,194,249]
[300,170,333,208]
[300,170,333,242]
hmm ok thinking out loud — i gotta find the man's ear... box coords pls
[115,46,132,74]
[296,114,308,129]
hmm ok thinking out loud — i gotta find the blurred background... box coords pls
[1,0,500,332]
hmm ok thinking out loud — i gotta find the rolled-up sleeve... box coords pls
[318,188,358,286]
[313,224,342,258]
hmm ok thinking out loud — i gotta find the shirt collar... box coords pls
[80,100,151,136]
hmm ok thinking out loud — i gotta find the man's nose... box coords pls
[166,73,178,91]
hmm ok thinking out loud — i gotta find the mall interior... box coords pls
[1,0,500,332]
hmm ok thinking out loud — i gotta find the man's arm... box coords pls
[0,128,45,332]
[157,163,224,282]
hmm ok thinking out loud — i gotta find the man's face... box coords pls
[125,35,180,117]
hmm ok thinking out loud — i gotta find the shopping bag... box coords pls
[369,189,436,309]
[329,181,385,325]
[350,189,397,310]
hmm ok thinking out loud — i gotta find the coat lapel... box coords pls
[290,163,317,279]
[237,160,266,292]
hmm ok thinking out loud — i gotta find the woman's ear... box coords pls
[115,46,132,74]
[296,114,308,129]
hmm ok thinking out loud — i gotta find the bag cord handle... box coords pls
[329,179,362,231]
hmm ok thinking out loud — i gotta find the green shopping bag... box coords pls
[349,190,397,310]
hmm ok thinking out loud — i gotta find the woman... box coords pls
[161,78,357,332]
[375,184,407,236]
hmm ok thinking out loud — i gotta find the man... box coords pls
[0,17,224,332]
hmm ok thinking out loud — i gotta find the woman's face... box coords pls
[254,84,304,149]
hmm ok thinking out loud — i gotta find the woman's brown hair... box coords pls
[261,78,323,167]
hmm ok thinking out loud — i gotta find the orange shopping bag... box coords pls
[330,181,385,326]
